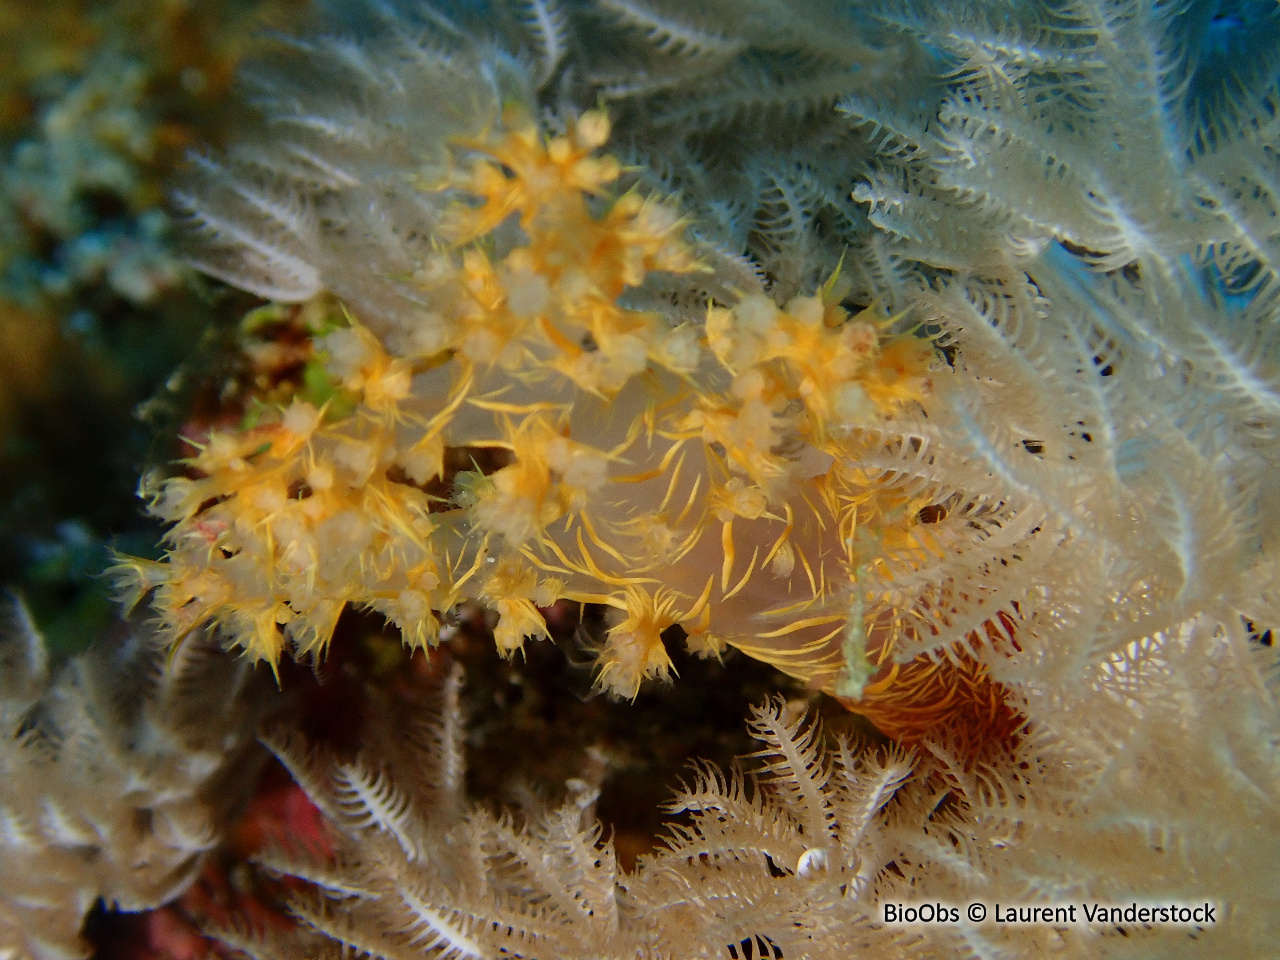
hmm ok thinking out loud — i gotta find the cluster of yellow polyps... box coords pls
[122,109,938,698]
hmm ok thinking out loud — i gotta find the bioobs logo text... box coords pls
[882,903,961,924]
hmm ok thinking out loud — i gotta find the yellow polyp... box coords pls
[574,110,611,150]
[684,627,727,661]
[493,597,549,655]
[109,556,168,615]
[597,586,682,698]
[248,606,287,667]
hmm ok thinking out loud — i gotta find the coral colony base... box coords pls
[3,0,1280,957]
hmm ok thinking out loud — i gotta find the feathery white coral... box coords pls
[216,672,929,960]
[220,653,1280,958]
[0,594,270,960]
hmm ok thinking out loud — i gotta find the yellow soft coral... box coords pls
[125,108,938,698]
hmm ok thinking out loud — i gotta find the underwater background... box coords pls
[2,1,1280,958]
